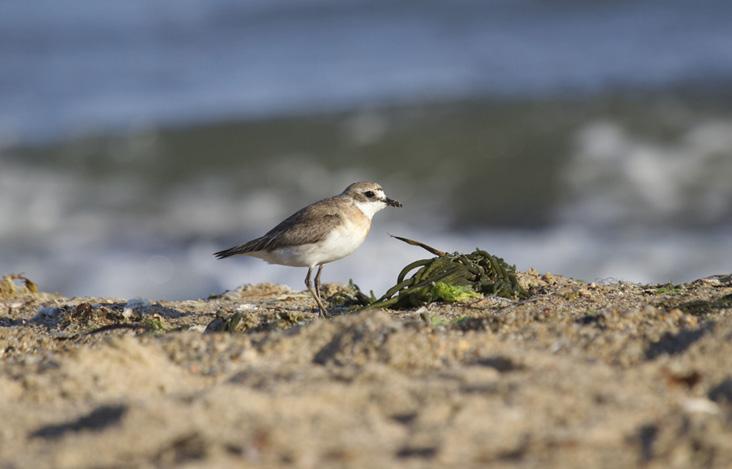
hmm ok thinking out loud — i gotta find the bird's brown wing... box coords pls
[214,198,344,258]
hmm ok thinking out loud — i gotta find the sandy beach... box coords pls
[1,270,731,468]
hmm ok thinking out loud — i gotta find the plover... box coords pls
[214,182,402,317]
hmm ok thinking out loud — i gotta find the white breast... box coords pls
[312,216,370,265]
[245,214,370,268]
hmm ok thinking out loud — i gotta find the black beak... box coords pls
[386,197,402,208]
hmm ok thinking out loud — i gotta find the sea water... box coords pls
[2,0,731,299]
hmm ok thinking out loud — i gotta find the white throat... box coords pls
[353,199,386,219]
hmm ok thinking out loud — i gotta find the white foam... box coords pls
[558,119,732,227]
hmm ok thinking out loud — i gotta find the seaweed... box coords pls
[359,236,529,310]
[652,283,685,295]
[674,293,732,317]
[326,280,376,307]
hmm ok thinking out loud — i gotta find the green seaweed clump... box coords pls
[675,293,732,317]
[432,282,481,302]
[326,280,375,308]
[365,245,529,310]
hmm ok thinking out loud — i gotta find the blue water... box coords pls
[3,0,732,300]
[2,0,732,143]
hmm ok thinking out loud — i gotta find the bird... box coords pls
[214,182,402,317]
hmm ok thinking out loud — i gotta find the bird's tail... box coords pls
[214,237,270,259]
[213,246,241,259]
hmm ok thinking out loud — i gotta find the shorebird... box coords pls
[214,182,402,317]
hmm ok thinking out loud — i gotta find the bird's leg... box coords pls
[314,264,324,304]
[305,266,329,318]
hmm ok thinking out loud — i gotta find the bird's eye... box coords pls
[364,191,375,198]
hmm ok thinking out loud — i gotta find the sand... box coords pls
[1,270,732,468]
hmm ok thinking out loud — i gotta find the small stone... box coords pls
[682,398,720,415]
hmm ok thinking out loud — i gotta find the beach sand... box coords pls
[2,270,731,468]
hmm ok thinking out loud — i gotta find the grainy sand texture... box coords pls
[2,271,732,468]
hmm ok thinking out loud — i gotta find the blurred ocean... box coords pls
[2,0,731,300]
